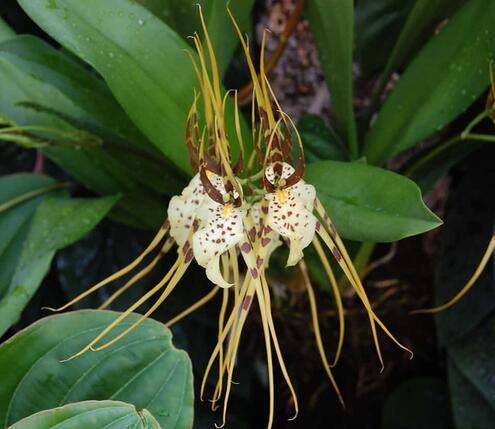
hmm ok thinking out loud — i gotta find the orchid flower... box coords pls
[47,7,413,429]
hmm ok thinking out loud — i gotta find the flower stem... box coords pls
[461,110,489,138]
[405,110,492,178]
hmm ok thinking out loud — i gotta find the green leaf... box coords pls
[298,114,348,162]
[355,0,415,78]
[0,35,143,141]
[381,377,453,429]
[375,0,466,89]
[0,17,15,43]
[137,0,254,77]
[0,310,193,429]
[0,35,183,228]
[305,160,442,242]
[18,0,246,174]
[0,174,64,302]
[364,0,495,165]
[8,401,161,429]
[0,175,117,336]
[448,315,495,429]
[307,0,357,157]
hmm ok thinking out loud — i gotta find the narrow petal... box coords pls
[249,202,282,263]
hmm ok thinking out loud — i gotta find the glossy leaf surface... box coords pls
[0,310,193,429]
[0,175,117,336]
[364,0,495,165]
[8,401,161,429]
[305,160,442,242]
[307,0,357,156]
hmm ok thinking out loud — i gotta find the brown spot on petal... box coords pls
[185,248,194,263]
[316,221,321,231]
[243,295,253,311]
[330,223,337,237]
[261,237,271,247]
[162,220,170,230]
[332,247,342,261]
[256,256,264,269]
[250,268,259,279]
[241,242,251,253]
[248,227,257,242]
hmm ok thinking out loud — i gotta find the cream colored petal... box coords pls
[266,189,316,266]
[265,162,316,210]
[193,203,245,287]
[168,174,205,246]
[289,181,316,211]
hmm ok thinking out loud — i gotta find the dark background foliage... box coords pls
[1,0,494,428]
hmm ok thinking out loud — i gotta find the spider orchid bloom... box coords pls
[45,8,248,360]
[46,8,414,429]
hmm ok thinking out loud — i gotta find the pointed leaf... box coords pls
[18,0,247,174]
[305,160,442,242]
[307,0,357,157]
[364,0,495,165]
[0,35,183,228]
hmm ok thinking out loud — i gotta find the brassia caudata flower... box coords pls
[47,7,413,428]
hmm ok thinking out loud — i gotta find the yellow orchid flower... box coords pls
[47,7,414,429]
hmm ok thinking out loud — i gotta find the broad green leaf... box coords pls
[381,377,453,429]
[307,0,357,157]
[8,401,161,429]
[137,0,254,77]
[0,174,64,302]
[448,314,495,429]
[0,35,183,228]
[355,0,415,78]
[0,17,15,43]
[0,175,117,336]
[305,160,442,242]
[433,151,495,345]
[298,114,348,162]
[364,0,495,165]
[373,0,466,96]
[19,0,247,174]
[0,310,193,429]
[0,35,144,141]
